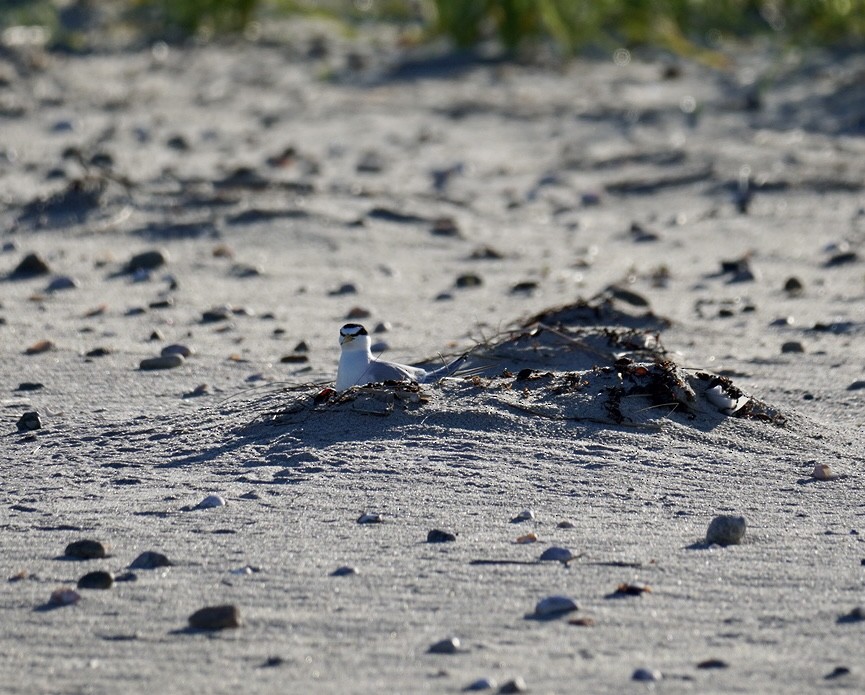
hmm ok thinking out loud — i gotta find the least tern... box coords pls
[336,323,468,391]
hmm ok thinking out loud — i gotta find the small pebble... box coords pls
[77,571,114,590]
[357,512,382,524]
[85,347,111,357]
[129,551,172,570]
[539,547,576,563]
[139,354,184,370]
[511,509,534,523]
[11,252,51,277]
[196,494,226,509]
[126,249,168,273]
[431,217,461,237]
[839,606,864,622]
[632,668,662,682]
[706,515,746,546]
[846,380,865,391]
[811,463,835,481]
[188,604,240,630]
[201,306,232,323]
[25,339,55,355]
[697,658,729,669]
[609,582,652,597]
[455,273,483,288]
[498,677,527,693]
[427,529,457,543]
[510,281,538,294]
[48,588,81,606]
[825,666,851,679]
[15,382,44,391]
[428,636,461,654]
[45,275,79,292]
[345,306,371,320]
[557,520,576,529]
[533,595,578,618]
[781,341,805,354]
[464,677,496,691]
[783,276,804,295]
[328,283,357,296]
[16,411,42,431]
[161,344,193,358]
[64,539,108,559]
[331,566,357,577]
[515,533,538,544]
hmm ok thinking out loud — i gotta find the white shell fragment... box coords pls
[533,595,578,618]
[705,384,748,414]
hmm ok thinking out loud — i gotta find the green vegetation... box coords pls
[2,0,864,54]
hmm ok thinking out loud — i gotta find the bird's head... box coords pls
[339,323,369,349]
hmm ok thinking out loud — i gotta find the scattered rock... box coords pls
[126,249,168,273]
[188,604,240,630]
[464,677,496,691]
[781,341,805,354]
[16,411,42,431]
[825,666,851,679]
[837,606,864,623]
[510,281,538,294]
[427,529,457,543]
[515,533,538,544]
[160,344,193,358]
[64,539,108,560]
[431,217,461,237]
[469,246,504,260]
[45,275,79,292]
[48,588,81,607]
[847,380,865,391]
[811,463,836,481]
[511,509,534,523]
[532,595,578,618]
[196,494,226,509]
[345,306,371,320]
[15,382,44,391]
[455,273,482,288]
[706,515,746,546]
[697,658,729,669]
[825,251,858,267]
[11,252,51,277]
[608,582,652,598]
[85,347,111,358]
[129,551,172,570]
[539,547,577,563]
[25,339,55,355]
[77,571,114,590]
[632,667,662,682]
[139,354,184,370]
[201,306,232,323]
[357,512,383,524]
[557,520,576,529]
[428,636,461,654]
[498,676,527,693]
[783,276,804,295]
[331,566,357,577]
[328,283,357,296]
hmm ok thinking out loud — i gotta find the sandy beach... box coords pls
[1,30,864,694]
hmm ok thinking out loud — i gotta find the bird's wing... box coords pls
[366,359,426,383]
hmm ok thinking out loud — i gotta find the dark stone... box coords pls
[77,570,114,590]
[64,539,108,559]
[427,529,457,543]
[125,249,168,273]
[129,551,172,570]
[16,411,42,431]
[188,604,240,630]
[11,252,51,278]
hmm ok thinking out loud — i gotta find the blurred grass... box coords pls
[2,0,864,54]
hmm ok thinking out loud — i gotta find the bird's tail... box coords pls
[421,352,487,383]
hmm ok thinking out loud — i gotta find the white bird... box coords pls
[336,323,469,391]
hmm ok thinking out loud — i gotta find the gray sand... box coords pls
[1,36,863,694]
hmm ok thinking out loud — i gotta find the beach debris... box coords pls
[811,463,835,481]
[511,509,535,523]
[706,515,746,546]
[10,252,51,277]
[129,551,172,570]
[25,339,55,355]
[125,249,168,273]
[77,571,114,590]
[427,529,457,543]
[532,595,578,618]
[64,539,108,559]
[538,546,577,563]
[357,512,383,524]
[16,411,42,431]
[568,616,595,627]
[697,658,729,669]
[464,677,496,691]
[632,667,662,682]
[139,354,184,370]
[515,533,538,544]
[48,588,81,607]
[188,604,241,630]
[428,636,461,654]
[331,566,357,577]
[196,494,226,509]
[498,676,528,693]
[704,380,748,414]
[607,582,651,598]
